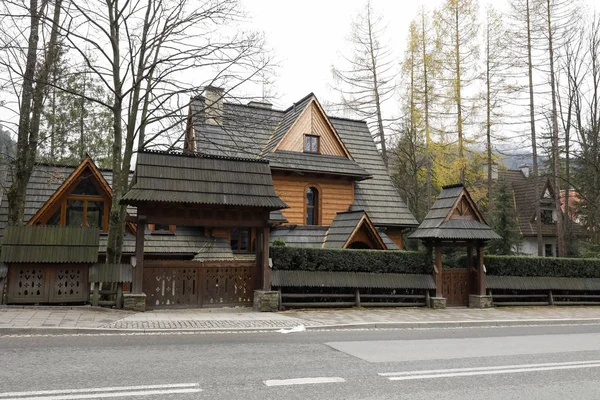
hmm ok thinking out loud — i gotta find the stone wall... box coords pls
[254,290,280,312]
[469,295,493,308]
[123,293,146,312]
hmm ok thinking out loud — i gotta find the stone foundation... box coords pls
[430,297,447,309]
[123,293,146,312]
[254,290,280,312]
[469,295,493,308]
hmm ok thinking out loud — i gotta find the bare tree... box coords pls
[330,0,396,167]
[0,0,64,226]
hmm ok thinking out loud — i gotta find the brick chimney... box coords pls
[203,86,224,125]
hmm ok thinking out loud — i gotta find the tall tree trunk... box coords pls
[367,5,387,167]
[526,0,543,256]
[421,10,432,210]
[454,6,465,183]
[105,0,125,265]
[545,0,565,257]
[8,0,62,226]
[79,70,86,159]
[486,16,493,211]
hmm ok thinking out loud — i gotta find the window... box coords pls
[304,135,319,153]
[230,228,251,252]
[44,173,108,231]
[541,209,554,224]
[306,187,318,225]
[545,244,554,257]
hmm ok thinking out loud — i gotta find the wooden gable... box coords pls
[446,189,485,223]
[275,99,352,158]
[345,214,387,250]
[28,157,136,234]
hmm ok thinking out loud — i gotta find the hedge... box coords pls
[270,246,430,275]
[482,255,600,278]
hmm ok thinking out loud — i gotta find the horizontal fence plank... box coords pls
[361,302,426,307]
[282,302,356,308]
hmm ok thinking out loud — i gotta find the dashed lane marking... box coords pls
[380,360,600,381]
[0,383,201,400]
[264,377,346,387]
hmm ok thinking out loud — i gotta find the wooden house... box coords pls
[0,89,418,310]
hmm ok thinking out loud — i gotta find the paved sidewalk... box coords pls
[2,305,600,335]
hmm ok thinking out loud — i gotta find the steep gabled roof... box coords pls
[410,184,501,241]
[323,210,387,249]
[28,156,113,226]
[122,150,288,210]
[499,170,557,237]
[189,93,419,227]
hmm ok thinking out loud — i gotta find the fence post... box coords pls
[425,289,431,307]
[548,290,554,306]
[92,282,100,307]
[355,288,361,307]
[116,282,123,309]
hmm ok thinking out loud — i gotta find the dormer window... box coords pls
[540,209,555,224]
[304,135,320,153]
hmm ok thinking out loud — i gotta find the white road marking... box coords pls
[383,362,600,381]
[0,383,201,399]
[379,359,600,377]
[264,377,346,387]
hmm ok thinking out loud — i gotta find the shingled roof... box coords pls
[499,170,557,237]
[1,226,100,263]
[410,184,501,241]
[263,150,371,180]
[189,94,418,227]
[323,210,387,249]
[122,150,288,210]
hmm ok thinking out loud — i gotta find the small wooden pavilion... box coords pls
[121,150,288,310]
[409,184,501,308]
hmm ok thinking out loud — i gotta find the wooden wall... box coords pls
[277,102,347,157]
[272,174,354,226]
[384,228,404,249]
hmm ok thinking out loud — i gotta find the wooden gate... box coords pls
[442,268,470,306]
[144,260,256,309]
[7,265,89,304]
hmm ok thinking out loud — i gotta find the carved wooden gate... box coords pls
[7,265,89,304]
[144,260,256,309]
[442,268,470,306]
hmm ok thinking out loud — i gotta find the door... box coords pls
[7,265,88,304]
[442,268,470,306]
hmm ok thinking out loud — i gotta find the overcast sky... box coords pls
[241,0,599,111]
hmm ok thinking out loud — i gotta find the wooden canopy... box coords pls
[409,184,500,241]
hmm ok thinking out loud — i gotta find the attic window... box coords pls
[541,209,555,224]
[304,135,320,153]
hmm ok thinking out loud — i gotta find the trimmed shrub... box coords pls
[270,247,430,274]
[483,255,600,278]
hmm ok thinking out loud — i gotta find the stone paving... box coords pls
[0,307,128,328]
[2,305,600,332]
[283,306,600,326]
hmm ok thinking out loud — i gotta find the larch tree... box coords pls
[331,0,396,167]
[433,0,480,184]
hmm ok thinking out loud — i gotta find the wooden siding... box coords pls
[385,228,404,249]
[277,102,347,156]
[272,174,354,226]
[348,227,378,249]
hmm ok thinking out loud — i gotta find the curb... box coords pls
[2,318,600,336]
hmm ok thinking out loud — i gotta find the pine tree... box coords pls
[488,178,521,255]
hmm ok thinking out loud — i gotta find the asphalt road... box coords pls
[1,325,600,399]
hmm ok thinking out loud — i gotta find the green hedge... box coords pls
[483,255,600,278]
[270,247,430,274]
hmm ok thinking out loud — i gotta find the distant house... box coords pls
[498,166,581,257]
